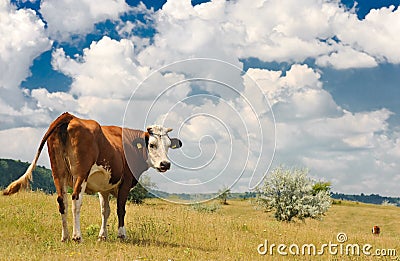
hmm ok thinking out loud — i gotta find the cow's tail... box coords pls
[3,112,75,196]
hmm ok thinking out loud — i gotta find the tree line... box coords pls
[1,158,399,207]
[331,192,400,206]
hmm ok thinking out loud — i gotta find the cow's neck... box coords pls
[123,128,149,179]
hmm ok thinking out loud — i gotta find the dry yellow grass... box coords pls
[0,191,399,260]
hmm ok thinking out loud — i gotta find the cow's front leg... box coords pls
[72,179,87,242]
[117,182,130,240]
[98,192,110,241]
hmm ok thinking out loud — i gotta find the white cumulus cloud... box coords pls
[336,5,400,63]
[316,46,378,69]
[40,0,130,41]
[0,0,52,129]
[52,36,146,99]
[0,1,51,90]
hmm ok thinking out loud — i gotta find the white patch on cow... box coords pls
[87,164,119,192]
[118,226,126,239]
[98,192,110,240]
[61,184,69,242]
[72,181,87,241]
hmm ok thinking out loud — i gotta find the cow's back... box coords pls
[67,117,102,161]
[47,117,127,194]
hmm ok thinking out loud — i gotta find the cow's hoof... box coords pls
[117,235,126,241]
[72,236,82,243]
[98,236,107,242]
[61,237,70,242]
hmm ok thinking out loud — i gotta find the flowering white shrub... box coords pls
[257,167,331,222]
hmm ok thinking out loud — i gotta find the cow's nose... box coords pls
[160,161,171,171]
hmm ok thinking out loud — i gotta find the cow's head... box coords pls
[145,125,182,172]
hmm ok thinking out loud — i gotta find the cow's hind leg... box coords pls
[98,192,110,241]
[59,184,69,242]
[48,136,70,242]
[71,177,87,242]
[54,180,69,242]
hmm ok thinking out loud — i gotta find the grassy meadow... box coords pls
[0,191,399,260]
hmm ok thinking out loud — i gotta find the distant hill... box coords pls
[331,192,400,206]
[0,158,55,194]
[148,190,258,201]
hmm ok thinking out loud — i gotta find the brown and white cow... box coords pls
[372,225,380,236]
[3,112,182,242]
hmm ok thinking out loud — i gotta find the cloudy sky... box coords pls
[1,0,399,197]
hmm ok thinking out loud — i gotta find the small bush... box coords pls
[85,224,100,237]
[128,174,156,204]
[381,200,396,206]
[218,187,231,205]
[257,166,331,222]
[128,183,148,204]
[190,202,220,213]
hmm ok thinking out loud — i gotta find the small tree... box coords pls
[128,174,156,204]
[312,181,331,195]
[218,186,231,205]
[257,167,331,222]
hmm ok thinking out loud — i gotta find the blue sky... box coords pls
[1,0,400,196]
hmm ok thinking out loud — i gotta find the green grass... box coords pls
[0,191,399,260]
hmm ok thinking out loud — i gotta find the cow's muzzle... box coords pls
[158,161,171,172]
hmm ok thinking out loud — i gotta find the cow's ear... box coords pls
[147,127,153,135]
[170,138,182,149]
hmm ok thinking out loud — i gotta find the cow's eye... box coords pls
[149,144,157,149]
